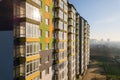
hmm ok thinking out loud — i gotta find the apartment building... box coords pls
[76,12,80,77]
[85,23,90,66]
[68,3,76,80]
[13,0,41,80]
[84,20,90,71]
[0,0,41,80]
[79,17,90,75]
[0,0,90,80]
[39,0,54,80]
[53,0,68,80]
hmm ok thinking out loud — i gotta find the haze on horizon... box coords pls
[70,0,120,41]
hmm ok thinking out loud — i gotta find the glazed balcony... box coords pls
[54,22,64,30]
[14,64,25,79]
[14,22,40,38]
[68,20,73,26]
[68,35,72,40]
[54,11,60,18]
[14,45,25,58]
[14,2,41,22]
[54,1,63,9]
[68,27,73,33]
[68,12,73,19]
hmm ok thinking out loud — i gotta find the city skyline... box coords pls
[70,0,120,41]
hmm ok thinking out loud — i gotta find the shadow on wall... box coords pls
[0,31,13,80]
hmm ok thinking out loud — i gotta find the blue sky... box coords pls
[69,0,120,41]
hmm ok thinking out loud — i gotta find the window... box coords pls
[46,68,49,74]
[64,4,67,13]
[40,43,42,51]
[26,42,39,56]
[45,55,49,63]
[58,21,64,30]
[46,31,49,38]
[26,59,39,76]
[39,29,42,37]
[40,72,42,79]
[30,63,32,72]
[62,32,64,39]
[59,1,63,9]
[59,10,64,19]
[19,22,25,37]
[45,18,49,25]
[26,22,39,38]
[19,45,25,56]
[15,45,25,57]
[46,43,49,50]
[15,66,21,77]
[26,3,40,21]
[45,5,49,12]
[20,2,25,17]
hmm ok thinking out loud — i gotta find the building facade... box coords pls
[39,0,54,80]
[79,17,90,76]
[13,0,41,80]
[0,0,90,80]
[68,3,76,80]
[54,0,68,80]
[76,12,80,77]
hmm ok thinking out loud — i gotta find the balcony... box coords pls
[68,6,76,14]
[32,0,42,6]
[68,27,73,33]
[54,22,64,30]
[54,1,59,8]
[68,12,73,19]
[76,18,79,23]
[62,0,67,4]
[14,22,40,39]
[76,30,79,34]
[68,34,74,40]
[14,45,26,58]
[68,19,73,26]
[14,2,41,23]
[14,26,26,38]
[76,25,79,29]
[54,1,63,9]
[68,6,72,12]
[54,11,59,18]
[14,64,25,79]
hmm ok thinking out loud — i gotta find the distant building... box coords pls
[79,17,90,75]
[90,39,98,45]
[107,38,110,42]
[68,3,77,80]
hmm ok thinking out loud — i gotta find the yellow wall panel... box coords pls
[26,54,40,62]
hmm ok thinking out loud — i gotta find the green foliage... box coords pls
[92,55,120,79]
